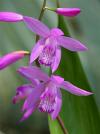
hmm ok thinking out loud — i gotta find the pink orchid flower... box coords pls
[23,16,87,72]
[13,66,92,121]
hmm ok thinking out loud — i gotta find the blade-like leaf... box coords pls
[48,15,100,134]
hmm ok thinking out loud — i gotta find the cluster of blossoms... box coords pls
[0,7,93,121]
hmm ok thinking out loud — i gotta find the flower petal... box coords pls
[50,28,64,36]
[57,36,88,51]
[51,47,61,73]
[22,83,45,111]
[51,75,64,86]
[23,16,50,37]
[0,12,23,22]
[56,8,81,17]
[18,66,49,82]
[0,51,29,70]
[12,84,34,104]
[51,88,62,120]
[20,107,35,122]
[31,79,40,86]
[61,81,93,96]
[30,39,45,64]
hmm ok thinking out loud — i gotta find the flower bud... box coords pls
[0,12,23,22]
[0,51,29,70]
[56,8,81,17]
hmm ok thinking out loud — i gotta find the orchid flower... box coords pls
[23,16,88,72]
[13,66,92,121]
[0,12,87,72]
[0,51,29,70]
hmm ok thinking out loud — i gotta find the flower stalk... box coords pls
[36,0,46,42]
[56,1,68,133]
[57,115,69,134]
[56,0,68,133]
[35,0,47,66]
[35,0,69,134]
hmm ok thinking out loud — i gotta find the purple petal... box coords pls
[56,8,81,17]
[12,84,34,104]
[50,28,64,37]
[51,75,64,86]
[18,66,49,82]
[23,16,50,37]
[57,36,88,51]
[51,88,62,120]
[22,83,45,111]
[31,79,40,86]
[20,107,34,122]
[30,39,45,64]
[0,51,29,70]
[0,12,23,22]
[51,47,61,73]
[61,81,93,96]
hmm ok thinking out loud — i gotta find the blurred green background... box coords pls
[0,0,100,134]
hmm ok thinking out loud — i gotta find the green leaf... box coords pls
[48,16,100,134]
[48,116,63,134]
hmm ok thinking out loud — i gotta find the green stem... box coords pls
[57,115,69,134]
[56,0,69,134]
[36,0,46,42]
[38,0,46,20]
[45,6,56,12]
[35,0,46,66]
[35,1,68,134]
